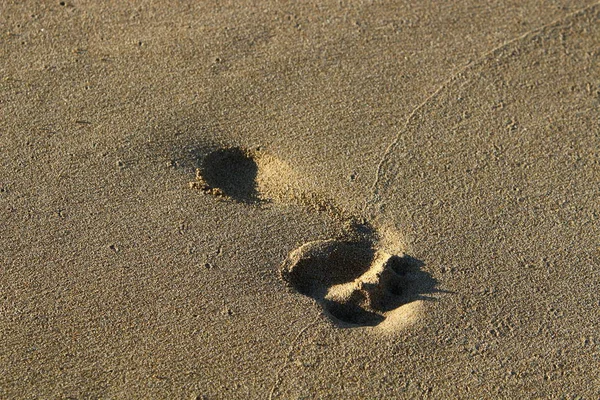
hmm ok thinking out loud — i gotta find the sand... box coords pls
[1,1,599,398]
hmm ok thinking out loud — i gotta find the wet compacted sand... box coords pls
[1,1,600,398]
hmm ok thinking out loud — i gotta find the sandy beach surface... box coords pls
[2,1,599,398]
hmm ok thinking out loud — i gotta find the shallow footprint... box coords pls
[192,147,260,202]
[190,145,333,212]
[279,239,436,328]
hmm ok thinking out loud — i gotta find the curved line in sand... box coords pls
[362,1,600,217]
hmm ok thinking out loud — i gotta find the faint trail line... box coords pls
[268,315,321,400]
[362,1,600,217]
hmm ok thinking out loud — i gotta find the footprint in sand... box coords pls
[189,147,260,202]
[280,240,436,327]
[189,145,437,328]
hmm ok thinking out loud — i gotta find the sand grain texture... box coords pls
[1,1,600,399]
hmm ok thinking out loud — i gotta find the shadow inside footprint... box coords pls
[197,147,259,202]
[280,240,437,328]
[282,241,375,296]
[324,298,386,326]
